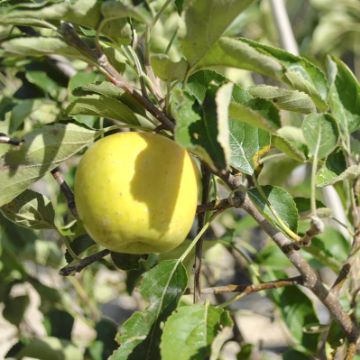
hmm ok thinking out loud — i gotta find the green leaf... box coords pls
[3,294,29,326]
[248,85,316,113]
[111,252,146,271]
[255,243,292,270]
[1,0,101,28]
[302,113,339,159]
[248,185,298,232]
[150,55,188,81]
[66,95,144,126]
[181,0,254,66]
[0,123,97,206]
[267,274,319,352]
[197,37,328,110]
[1,190,55,229]
[2,37,88,61]
[110,260,187,360]
[172,83,231,170]
[230,86,280,131]
[316,150,360,187]
[196,37,283,79]
[161,303,232,360]
[272,126,307,161]
[10,100,34,133]
[327,56,360,133]
[101,0,151,25]
[229,121,270,175]
[26,71,60,99]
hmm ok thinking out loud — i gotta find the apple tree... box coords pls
[0,0,360,359]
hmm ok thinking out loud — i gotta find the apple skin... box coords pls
[74,132,199,254]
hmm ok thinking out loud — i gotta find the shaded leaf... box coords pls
[1,189,55,229]
[3,294,29,326]
[26,71,60,98]
[16,337,83,360]
[0,123,97,206]
[110,260,187,360]
[302,113,339,159]
[160,303,232,360]
[44,309,74,340]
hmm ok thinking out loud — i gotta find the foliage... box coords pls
[0,0,360,359]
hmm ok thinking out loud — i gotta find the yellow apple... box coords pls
[74,132,199,254]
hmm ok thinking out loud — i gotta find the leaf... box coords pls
[181,0,254,66]
[10,100,34,133]
[197,37,328,110]
[101,0,151,24]
[1,190,55,229]
[150,55,188,82]
[272,126,307,161]
[171,83,231,170]
[267,273,319,352]
[0,123,97,206]
[111,252,146,271]
[327,56,360,133]
[160,303,232,360]
[316,150,360,187]
[229,121,270,175]
[3,294,30,326]
[2,37,88,61]
[196,37,283,79]
[1,0,101,28]
[248,185,298,232]
[230,86,280,131]
[66,95,144,125]
[110,260,187,360]
[26,71,60,98]
[302,113,339,159]
[16,337,83,360]
[248,85,316,113]
[44,310,74,340]
[88,318,118,360]
[255,243,292,269]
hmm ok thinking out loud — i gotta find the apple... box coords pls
[74,132,199,254]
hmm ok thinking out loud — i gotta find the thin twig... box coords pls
[345,342,358,360]
[51,167,78,218]
[193,165,211,303]
[0,133,23,146]
[331,230,360,295]
[186,276,303,295]
[59,249,110,276]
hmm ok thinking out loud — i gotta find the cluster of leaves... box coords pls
[0,0,360,359]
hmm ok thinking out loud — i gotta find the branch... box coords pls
[59,249,110,276]
[193,164,211,303]
[186,276,303,295]
[51,167,78,218]
[60,22,175,132]
[240,194,359,343]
